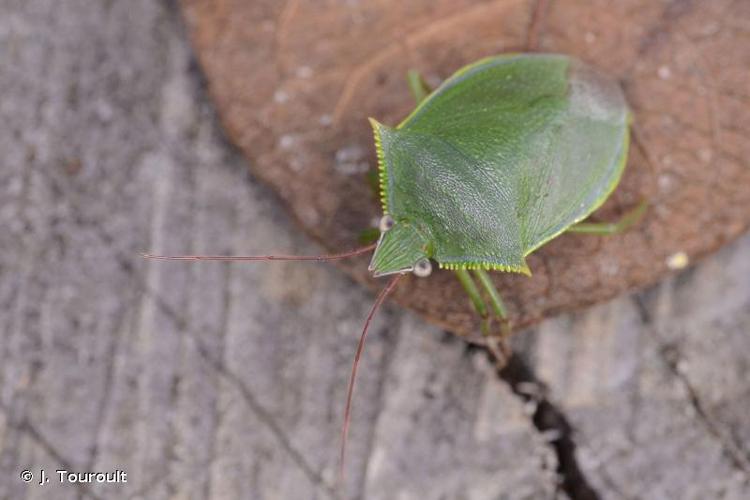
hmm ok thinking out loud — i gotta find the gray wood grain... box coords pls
[0,2,748,500]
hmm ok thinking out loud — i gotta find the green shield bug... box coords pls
[143,52,646,485]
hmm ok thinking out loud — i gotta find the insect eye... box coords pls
[379,215,395,232]
[413,258,432,278]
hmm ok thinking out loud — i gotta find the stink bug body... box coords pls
[369,53,631,278]
[143,52,645,487]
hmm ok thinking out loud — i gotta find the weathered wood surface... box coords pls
[0,2,748,500]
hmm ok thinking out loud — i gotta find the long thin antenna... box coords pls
[140,243,376,262]
[338,273,403,490]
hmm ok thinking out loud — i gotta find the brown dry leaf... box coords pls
[179,0,750,339]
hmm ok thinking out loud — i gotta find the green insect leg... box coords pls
[567,200,648,235]
[473,268,513,365]
[406,70,432,105]
[472,269,507,319]
[454,269,494,335]
[456,269,513,365]
[474,268,514,365]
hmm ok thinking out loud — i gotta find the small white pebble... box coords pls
[658,174,674,192]
[273,90,289,103]
[318,114,332,126]
[278,134,295,149]
[658,65,671,80]
[584,32,596,44]
[699,148,713,163]
[666,251,689,270]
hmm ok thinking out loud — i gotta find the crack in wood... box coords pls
[469,346,602,500]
